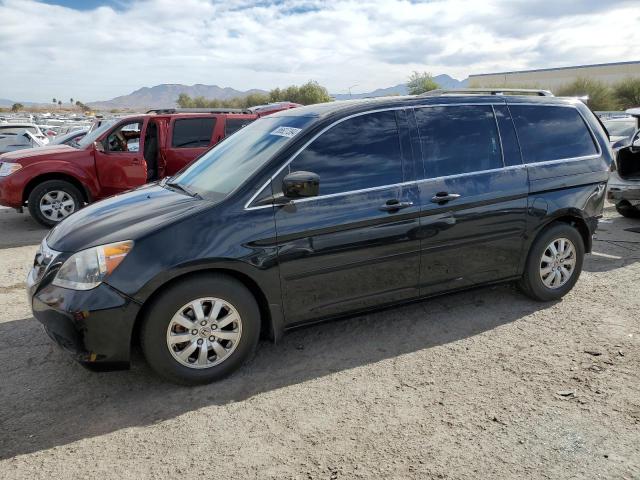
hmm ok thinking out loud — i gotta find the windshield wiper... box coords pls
[165,181,202,199]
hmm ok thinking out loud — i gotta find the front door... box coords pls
[273,110,421,325]
[413,104,528,295]
[95,119,147,197]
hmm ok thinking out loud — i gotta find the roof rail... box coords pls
[146,108,251,114]
[419,88,554,97]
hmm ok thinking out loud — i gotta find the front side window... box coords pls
[172,118,216,148]
[509,105,598,163]
[415,105,503,178]
[106,121,142,153]
[289,111,403,196]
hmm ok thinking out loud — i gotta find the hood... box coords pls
[47,184,209,252]
[0,144,76,162]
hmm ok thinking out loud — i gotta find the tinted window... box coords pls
[415,105,502,178]
[494,105,522,166]
[172,118,216,148]
[509,105,598,163]
[225,118,254,136]
[290,111,402,196]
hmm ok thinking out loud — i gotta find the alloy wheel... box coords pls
[39,190,76,222]
[539,237,576,289]
[166,297,242,369]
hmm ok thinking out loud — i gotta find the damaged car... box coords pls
[607,108,640,218]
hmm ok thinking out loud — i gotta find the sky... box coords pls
[1,0,639,103]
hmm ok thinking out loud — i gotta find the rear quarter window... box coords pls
[508,105,598,163]
[172,118,216,148]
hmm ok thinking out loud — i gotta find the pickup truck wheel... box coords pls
[615,201,640,219]
[27,180,83,227]
[140,273,261,385]
[518,223,585,302]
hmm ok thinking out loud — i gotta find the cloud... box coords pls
[0,0,638,102]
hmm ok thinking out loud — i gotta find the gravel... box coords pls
[0,205,638,479]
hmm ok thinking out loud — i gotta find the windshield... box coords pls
[75,120,116,148]
[604,119,637,137]
[170,115,314,201]
[0,126,37,135]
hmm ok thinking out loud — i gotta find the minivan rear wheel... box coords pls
[518,223,585,302]
[27,179,83,227]
[615,201,640,219]
[140,273,261,385]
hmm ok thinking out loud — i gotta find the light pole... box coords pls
[348,84,358,98]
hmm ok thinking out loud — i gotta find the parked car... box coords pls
[607,108,640,217]
[0,129,47,154]
[0,123,48,143]
[0,107,291,227]
[26,90,611,385]
[601,115,638,144]
[49,128,90,146]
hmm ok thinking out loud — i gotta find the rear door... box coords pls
[273,109,421,325]
[94,119,147,197]
[163,116,217,175]
[414,103,528,295]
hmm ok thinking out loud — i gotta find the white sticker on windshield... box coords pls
[270,126,302,138]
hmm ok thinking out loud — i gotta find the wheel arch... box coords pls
[131,267,280,351]
[22,172,93,204]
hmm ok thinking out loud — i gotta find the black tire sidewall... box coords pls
[615,202,640,218]
[27,180,83,227]
[140,274,261,385]
[523,223,585,301]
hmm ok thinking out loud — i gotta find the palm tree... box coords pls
[52,97,56,104]
[70,98,74,105]
[57,100,62,109]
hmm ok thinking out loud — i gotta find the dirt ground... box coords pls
[0,204,638,480]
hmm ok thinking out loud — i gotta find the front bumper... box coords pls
[28,277,141,370]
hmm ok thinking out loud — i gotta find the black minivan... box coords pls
[27,90,612,384]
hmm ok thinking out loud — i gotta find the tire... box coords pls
[140,273,261,385]
[518,223,585,302]
[615,201,640,219]
[27,180,83,228]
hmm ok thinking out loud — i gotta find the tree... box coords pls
[52,97,56,104]
[11,103,23,112]
[57,100,62,109]
[70,98,74,105]
[175,81,332,109]
[407,71,439,95]
[555,78,617,111]
[612,78,640,110]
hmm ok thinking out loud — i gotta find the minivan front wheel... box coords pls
[518,223,585,301]
[140,274,261,385]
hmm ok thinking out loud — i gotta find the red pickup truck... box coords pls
[0,105,299,226]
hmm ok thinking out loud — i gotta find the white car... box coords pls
[607,109,640,218]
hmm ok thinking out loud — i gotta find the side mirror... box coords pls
[282,171,320,199]
[94,140,105,153]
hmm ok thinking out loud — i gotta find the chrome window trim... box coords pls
[244,101,601,211]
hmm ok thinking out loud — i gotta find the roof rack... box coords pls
[146,108,251,114]
[419,88,554,97]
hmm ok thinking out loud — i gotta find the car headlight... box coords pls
[52,240,133,290]
[0,162,23,177]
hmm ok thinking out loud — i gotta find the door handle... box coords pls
[431,192,461,204]
[379,199,413,212]
[132,157,141,164]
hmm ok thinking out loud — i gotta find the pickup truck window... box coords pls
[106,122,142,152]
[172,118,216,148]
[75,120,116,149]
[225,118,254,137]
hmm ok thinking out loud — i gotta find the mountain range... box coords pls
[0,74,468,110]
